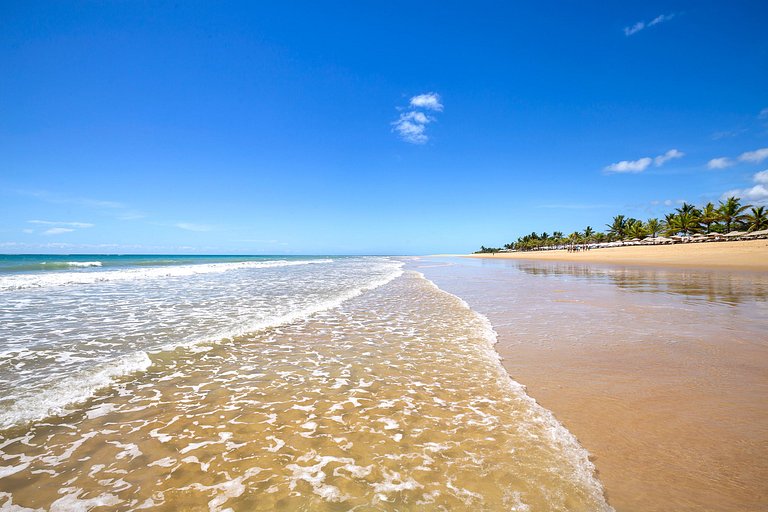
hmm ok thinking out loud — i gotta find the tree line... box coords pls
[476,196,767,253]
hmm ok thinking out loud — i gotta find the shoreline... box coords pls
[416,256,768,511]
[463,239,768,271]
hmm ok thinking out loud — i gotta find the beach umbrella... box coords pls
[744,229,768,238]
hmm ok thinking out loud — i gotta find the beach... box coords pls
[0,256,610,510]
[418,256,768,511]
[468,239,768,271]
[1,253,766,510]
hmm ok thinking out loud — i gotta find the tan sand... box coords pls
[496,332,768,512]
[420,258,768,511]
[467,239,768,271]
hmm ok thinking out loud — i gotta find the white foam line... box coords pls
[0,262,404,432]
[411,270,614,511]
[0,259,333,291]
[156,263,405,354]
[0,352,152,431]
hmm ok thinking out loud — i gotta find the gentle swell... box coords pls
[0,259,333,291]
[0,262,403,431]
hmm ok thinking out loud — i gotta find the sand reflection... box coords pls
[417,257,768,512]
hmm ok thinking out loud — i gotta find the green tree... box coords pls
[627,219,647,239]
[745,206,768,232]
[677,202,700,216]
[718,196,750,232]
[699,202,720,234]
[606,215,628,240]
[645,218,662,238]
[667,212,699,235]
[583,226,595,242]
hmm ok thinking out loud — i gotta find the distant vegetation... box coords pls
[476,196,768,253]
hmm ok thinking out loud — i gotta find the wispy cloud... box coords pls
[28,220,94,228]
[624,13,676,36]
[654,149,685,166]
[392,92,443,144]
[604,149,683,174]
[175,222,213,232]
[739,147,768,163]
[707,157,735,169]
[17,190,124,209]
[24,219,94,236]
[43,227,75,235]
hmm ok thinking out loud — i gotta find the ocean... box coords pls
[0,255,610,510]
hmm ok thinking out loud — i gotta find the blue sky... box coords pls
[1,1,767,255]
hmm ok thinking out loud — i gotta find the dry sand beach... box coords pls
[419,242,768,511]
[467,239,768,271]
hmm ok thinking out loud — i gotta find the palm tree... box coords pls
[745,206,768,232]
[667,211,699,235]
[583,226,595,243]
[606,215,628,240]
[699,202,720,234]
[718,196,750,233]
[645,218,662,238]
[677,202,700,216]
[627,219,647,239]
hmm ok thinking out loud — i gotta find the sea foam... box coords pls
[0,259,332,291]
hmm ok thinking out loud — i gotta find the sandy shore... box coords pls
[466,239,768,271]
[417,258,768,512]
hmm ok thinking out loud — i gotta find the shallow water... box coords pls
[0,257,610,510]
[415,257,768,512]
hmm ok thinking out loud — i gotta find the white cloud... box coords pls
[43,227,75,235]
[721,170,768,204]
[409,93,443,112]
[176,223,213,232]
[624,13,675,36]
[605,157,653,173]
[605,148,683,173]
[759,108,768,120]
[722,185,768,203]
[22,229,34,234]
[28,220,94,228]
[392,119,428,144]
[738,147,768,163]
[392,93,443,144]
[707,157,734,169]
[654,148,684,166]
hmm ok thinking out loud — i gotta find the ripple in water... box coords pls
[0,269,610,511]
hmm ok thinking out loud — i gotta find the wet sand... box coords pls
[416,258,768,512]
[467,239,768,271]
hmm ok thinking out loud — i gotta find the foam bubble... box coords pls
[0,259,333,291]
[0,352,152,430]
